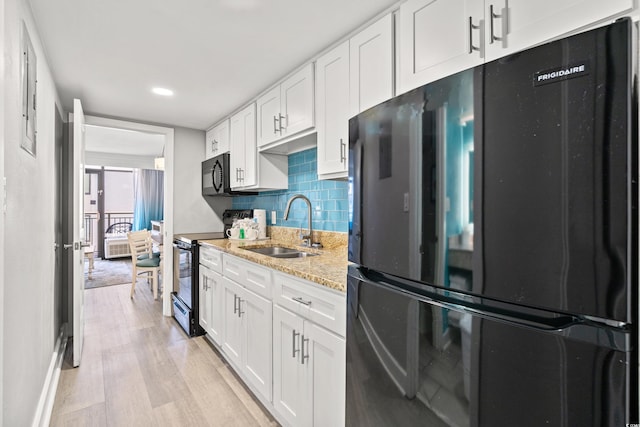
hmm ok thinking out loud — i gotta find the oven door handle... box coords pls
[173,299,187,315]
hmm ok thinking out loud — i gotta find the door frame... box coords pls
[84,115,174,316]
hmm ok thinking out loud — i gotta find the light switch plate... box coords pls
[271,210,277,224]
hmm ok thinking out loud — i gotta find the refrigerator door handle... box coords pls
[349,264,630,352]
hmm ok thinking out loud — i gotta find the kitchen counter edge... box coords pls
[199,239,347,293]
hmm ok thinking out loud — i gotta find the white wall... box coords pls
[173,127,230,233]
[3,0,62,424]
[85,151,155,169]
[0,0,5,422]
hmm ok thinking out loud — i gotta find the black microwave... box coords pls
[202,153,255,196]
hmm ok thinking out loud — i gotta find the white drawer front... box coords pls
[223,254,272,299]
[274,272,346,337]
[199,245,223,273]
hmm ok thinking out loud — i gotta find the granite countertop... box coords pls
[199,236,348,293]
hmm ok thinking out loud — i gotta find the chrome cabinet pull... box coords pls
[293,296,311,306]
[489,4,503,44]
[468,16,480,54]
[301,334,309,364]
[238,298,244,317]
[233,294,238,315]
[339,138,346,163]
[279,113,286,132]
[292,329,300,358]
[273,115,279,134]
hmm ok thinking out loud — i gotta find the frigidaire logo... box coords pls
[534,61,590,86]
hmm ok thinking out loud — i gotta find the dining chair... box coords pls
[127,230,161,300]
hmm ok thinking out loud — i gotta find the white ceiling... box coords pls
[27,0,399,131]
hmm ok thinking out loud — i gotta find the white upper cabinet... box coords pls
[257,63,315,148]
[316,41,350,178]
[484,0,634,61]
[399,0,484,93]
[256,86,281,147]
[316,13,394,180]
[205,119,230,159]
[399,0,633,93]
[229,103,257,189]
[349,13,394,115]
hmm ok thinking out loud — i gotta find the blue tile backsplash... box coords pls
[232,148,348,232]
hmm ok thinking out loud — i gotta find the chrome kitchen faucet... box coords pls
[283,194,322,248]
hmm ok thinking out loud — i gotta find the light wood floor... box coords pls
[50,283,279,427]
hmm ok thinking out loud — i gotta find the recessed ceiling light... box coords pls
[152,87,174,96]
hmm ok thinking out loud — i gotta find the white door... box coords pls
[280,64,314,137]
[229,109,245,188]
[240,104,256,187]
[222,278,243,366]
[241,288,272,401]
[273,305,305,427]
[72,99,87,367]
[349,13,394,116]
[199,266,211,333]
[256,86,281,147]
[484,0,633,61]
[316,41,350,178]
[208,269,224,345]
[306,323,346,427]
[398,0,483,93]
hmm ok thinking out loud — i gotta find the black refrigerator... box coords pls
[347,18,637,426]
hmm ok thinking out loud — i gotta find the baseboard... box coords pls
[32,324,68,427]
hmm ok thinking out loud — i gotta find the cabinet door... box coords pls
[273,305,306,427]
[207,269,224,346]
[241,287,272,401]
[316,41,350,178]
[280,63,315,138]
[349,13,394,116]
[222,277,243,367]
[198,266,211,333]
[305,323,346,427]
[256,86,281,147]
[229,109,245,188]
[205,128,216,159]
[484,0,633,61]
[398,0,483,93]
[213,119,230,154]
[229,103,256,188]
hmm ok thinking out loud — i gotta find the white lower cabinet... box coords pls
[272,273,346,427]
[199,264,224,346]
[201,248,346,427]
[222,276,273,402]
[273,305,346,427]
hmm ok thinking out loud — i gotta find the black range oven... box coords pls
[172,232,224,336]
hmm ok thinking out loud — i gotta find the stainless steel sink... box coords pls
[243,246,319,258]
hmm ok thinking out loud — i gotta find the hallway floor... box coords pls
[50,283,278,426]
